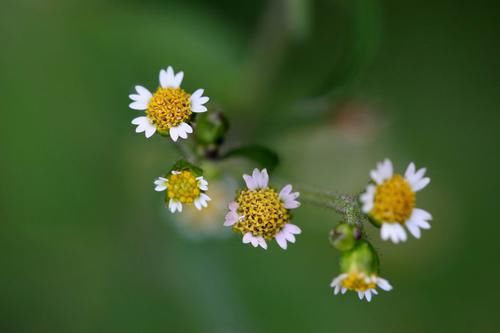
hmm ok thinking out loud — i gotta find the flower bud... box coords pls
[339,240,379,276]
[195,111,229,146]
[329,223,362,252]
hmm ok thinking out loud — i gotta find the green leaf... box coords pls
[221,145,279,171]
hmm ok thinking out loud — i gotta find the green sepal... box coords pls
[169,159,203,177]
[339,240,380,275]
[221,145,279,171]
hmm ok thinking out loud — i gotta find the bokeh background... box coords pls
[1,0,499,332]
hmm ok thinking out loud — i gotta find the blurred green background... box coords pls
[1,0,499,332]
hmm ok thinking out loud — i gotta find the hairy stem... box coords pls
[298,188,368,229]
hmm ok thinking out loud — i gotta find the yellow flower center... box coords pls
[233,188,290,239]
[167,171,200,204]
[341,272,377,292]
[371,175,415,224]
[146,87,192,134]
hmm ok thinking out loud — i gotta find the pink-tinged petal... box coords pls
[242,232,253,244]
[252,169,263,188]
[224,211,239,226]
[279,184,292,198]
[243,174,257,190]
[275,232,288,249]
[283,200,300,209]
[284,223,301,235]
[257,237,268,250]
[228,201,238,212]
[260,169,269,188]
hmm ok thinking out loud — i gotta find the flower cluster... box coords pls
[129,67,433,303]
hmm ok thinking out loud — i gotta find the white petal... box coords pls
[191,88,204,100]
[191,105,208,113]
[381,223,407,243]
[330,273,347,287]
[199,193,211,205]
[194,199,202,210]
[160,66,176,88]
[358,291,364,300]
[129,100,148,110]
[381,159,394,180]
[134,85,152,99]
[284,223,301,235]
[370,169,383,184]
[131,117,156,138]
[197,177,208,191]
[377,278,392,291]
[412,177,430,192]
[153,177,168,192]
[406,219,422,238]
[360,185,376,213]
[180,122,193,134]
[169,199,182,213]
[404,162,416,179]
[172,71,184,88]
[169,126,179,142]
[365,290,372,302]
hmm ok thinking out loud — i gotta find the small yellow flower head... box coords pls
[154,170,210,213]
[224,168,301,250]
[171,178,237,238]
[360,159,432,243]
[129,66,209,141]
[330,241,392,302]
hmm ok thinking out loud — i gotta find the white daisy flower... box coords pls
[360,159,432,243]
[154,170,210,213]
[330,271,392,302]
[224,168,301,250]
[129,66,209,141]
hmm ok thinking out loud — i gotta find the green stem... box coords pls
[298,188,368,229]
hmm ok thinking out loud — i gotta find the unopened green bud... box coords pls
[329,223,362,251]
[339,240,379,276]
[195,111,229,146]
